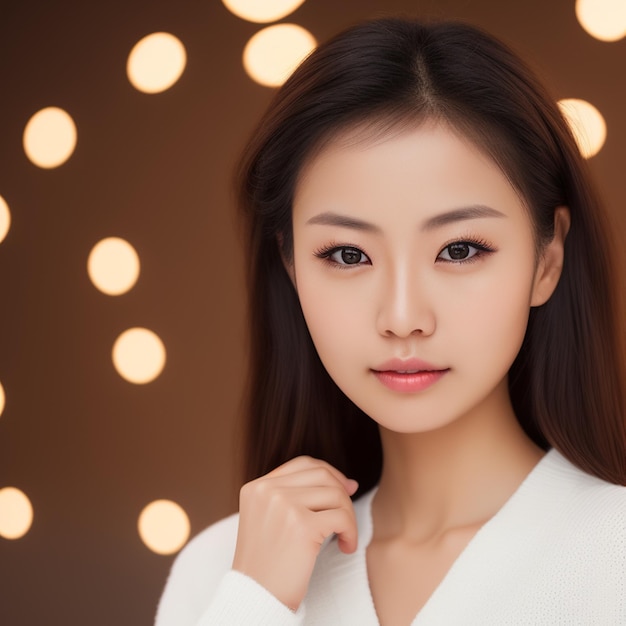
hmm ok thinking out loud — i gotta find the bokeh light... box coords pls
[138,499,190,555]
[558,98,607,158]
[88,237,140,295]
[222,0,306,23]
[576,0,626,41]
[243,23,316,87]
[127,32,187,93]
[23,107,77,168]
[0,195,10,244]
[0,380,5,417]
[0,487,33,540]
[112,328,166,384]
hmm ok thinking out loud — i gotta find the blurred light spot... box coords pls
[558,98,606,158]
[88,237,140,296]
[576,0,626,41]
[138,499,190,554]
[0,195,10,244]
[0,380,5,417]
[0,487,33,539]
[23,107,77,168]
[243,24,316,87]
[112,327,166,384]
[127,33,187,93]
[222,0,306,23]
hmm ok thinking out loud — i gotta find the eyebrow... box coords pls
[306,212,382,233]
[305,204,506,232]
[421,205,506,231]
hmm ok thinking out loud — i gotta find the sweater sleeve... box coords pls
[194,571,305,625]
[155,513,305,626]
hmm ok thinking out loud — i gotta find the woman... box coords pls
[156,17,626,625]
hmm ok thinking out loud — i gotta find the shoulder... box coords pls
[174,512,240,577]
[526,450,626,574]
[539,449,626,528]
[155,512,239,625]
[509,451,626,619]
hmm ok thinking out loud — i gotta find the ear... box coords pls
[277,233,297,289]
[530,206,570,307]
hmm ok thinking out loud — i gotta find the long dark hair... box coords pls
[236,17,626,491]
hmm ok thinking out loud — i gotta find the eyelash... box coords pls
[313,236,496,268]
[436,236,496,265]
[314,242,371,269]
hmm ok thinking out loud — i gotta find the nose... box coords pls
[375,265,436,338]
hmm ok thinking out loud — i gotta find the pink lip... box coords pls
[372,358,449,393]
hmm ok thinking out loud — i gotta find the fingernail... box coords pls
[347,479,359,493]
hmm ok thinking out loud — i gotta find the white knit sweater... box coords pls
[155,449,626,625]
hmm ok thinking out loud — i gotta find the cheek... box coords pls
[449,266,534,365]
[299,287,357,344]
[295,267,366,370]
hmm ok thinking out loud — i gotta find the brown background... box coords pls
[0,1,624,624]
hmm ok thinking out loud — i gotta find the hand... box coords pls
[232,456,359,611]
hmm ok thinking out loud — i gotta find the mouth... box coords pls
[371,359,449,392]
[374,357,446,373]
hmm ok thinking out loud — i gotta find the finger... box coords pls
[314,507,358,554]
[266,460,358,494]
[268,456,345,480]
[276,484,355,512]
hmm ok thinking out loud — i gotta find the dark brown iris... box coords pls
[447,243,470,260]
[341,248,362,264]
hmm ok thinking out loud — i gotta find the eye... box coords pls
[439,242,476,261]
[437,239,494,263]
[315,245,371,267]
[334,247,366,265]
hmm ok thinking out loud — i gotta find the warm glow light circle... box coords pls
[127,32,187,93]
[222,0,306,23]
[243,24,316,87]
[112,328,166,384]
[558,98,607,158]
[138,499,190,555]
[23,107,77,168]
[0,487,33,539]
[88,237,140,295]
[576,0,626,41]
[0,381,5,417]
[0,195,10,244]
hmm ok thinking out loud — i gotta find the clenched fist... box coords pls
[232,456,359,610]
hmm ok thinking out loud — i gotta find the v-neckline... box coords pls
[357,449,554,625]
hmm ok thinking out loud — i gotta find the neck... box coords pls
[372,385,545,540]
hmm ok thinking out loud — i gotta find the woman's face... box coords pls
[290,121,556,434]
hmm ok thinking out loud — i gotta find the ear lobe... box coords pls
[531,206,570,307]
[277,234,297,289]
[284,258,296,288]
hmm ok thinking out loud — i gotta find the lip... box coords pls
[372,358,449,393]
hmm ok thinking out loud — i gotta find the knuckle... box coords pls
[296,455,320,469]
[267,487,287,510]
[285,505,308,534]
[312,466,335,483]
[287,505,304,525]
[239,481,253,502]
[240,476,270,505]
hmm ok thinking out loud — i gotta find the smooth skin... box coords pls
[232,121,569,624]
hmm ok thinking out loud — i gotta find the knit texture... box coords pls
[155,449,625,625]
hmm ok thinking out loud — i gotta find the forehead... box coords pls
[293,120,527,225]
